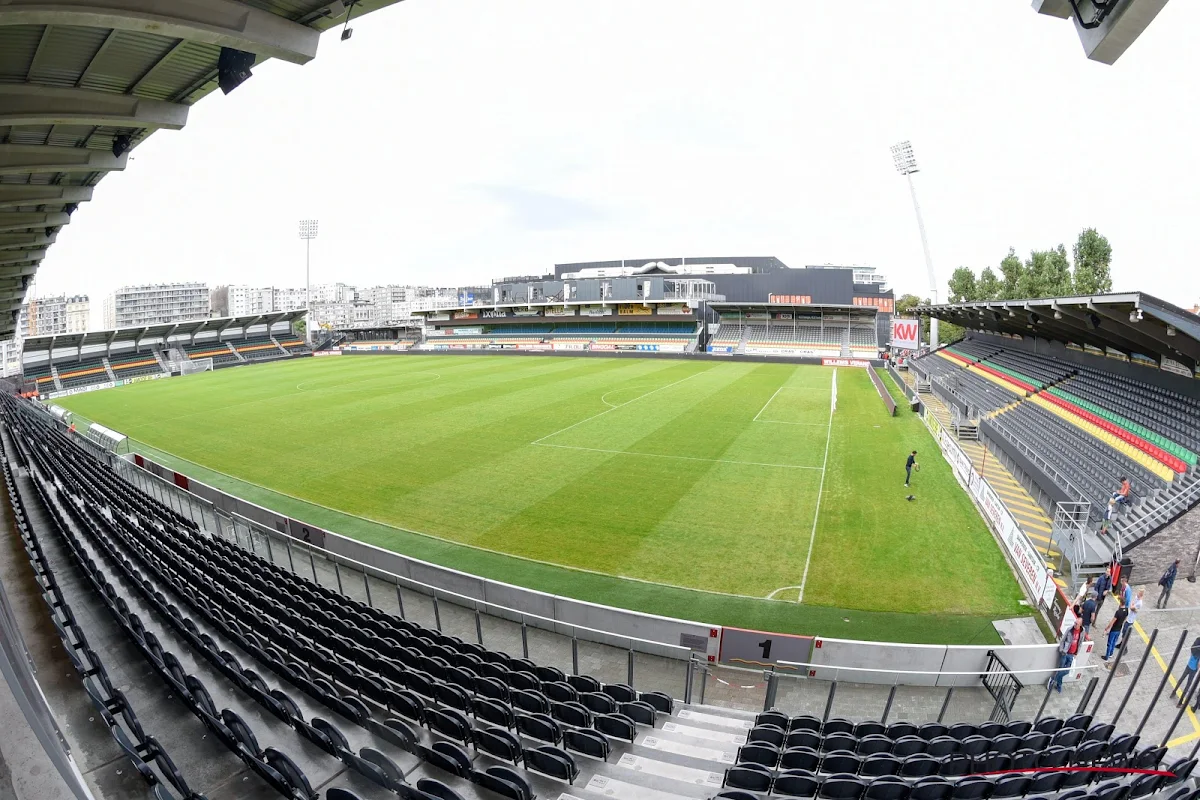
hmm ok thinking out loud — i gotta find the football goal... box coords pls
[178,357,213,376]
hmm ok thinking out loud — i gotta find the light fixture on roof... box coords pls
[1030,313,1040,325]
[1129,309,1143,323]
[1167,325,1177,337]
[218,47,255,94]
[341,0,359,40]
[1054,310,1063,320]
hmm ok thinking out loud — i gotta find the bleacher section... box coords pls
[279,337,313,353]
[425,322,701,353]
[740,322,878,359]
[108,351,166,380]
[913,338,1200,546]
[4,395,1195,800]
[235,337,286,361]
[54,358,110,390]
[22,362,56,392]
[183,340,240,366]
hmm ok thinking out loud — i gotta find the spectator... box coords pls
[1122,587,1144,646]
[1179,638,1200,709]
[1094,569,1112,616]
[1117,477,1133,507]
[1102,603,1128,662]
[1080,591,1097,636]
[1157,559,1181,609]
[1053,617,1086,692]
[1074,577,1096,608]
[905,450,918,488]
[1104,493,1120,521]
[1118,577,1132,608]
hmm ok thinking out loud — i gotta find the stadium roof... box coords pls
[916,292,1200,369]
[0,0,404,339]
[709,302,879,313]
[22,308,303,356]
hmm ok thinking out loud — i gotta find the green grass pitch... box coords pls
[60,355,1032,644]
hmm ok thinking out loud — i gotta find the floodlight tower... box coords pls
[299,219,318,344]
[891,141,939,347]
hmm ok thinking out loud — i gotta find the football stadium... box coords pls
[5,3,1200,800]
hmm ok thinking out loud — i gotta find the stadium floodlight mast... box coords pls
[891,141,939,348]
[299,219,318,344]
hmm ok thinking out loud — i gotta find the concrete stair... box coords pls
[921,390,1061,567]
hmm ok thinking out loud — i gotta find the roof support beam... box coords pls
[1089,303,1200,362]
[0,250,46,267]
[0,185,92,210]
[0,85,187,130]
[0,212,70,233]
[0,277,33,293]
[0,231,57,251]
[0,0,320,64]
[0,143,127,176]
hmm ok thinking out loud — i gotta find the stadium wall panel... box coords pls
[123,449,1066,680]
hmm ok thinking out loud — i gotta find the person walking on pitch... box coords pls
[905,451,918,487]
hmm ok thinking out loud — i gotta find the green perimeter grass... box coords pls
[60,355,1031,644]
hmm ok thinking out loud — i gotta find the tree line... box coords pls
[896,227,1113,344]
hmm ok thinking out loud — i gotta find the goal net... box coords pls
[179,357,213,376]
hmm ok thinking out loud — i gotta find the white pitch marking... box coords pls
[531,369,712,446]
[752,385,785,422]
[532,442,824,471]
[755,420,827,426]
[766,585,803,600]
[797,368,836,604]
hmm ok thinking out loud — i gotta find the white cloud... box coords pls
[30,0,1200,324]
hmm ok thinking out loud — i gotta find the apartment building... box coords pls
[103,282,209,328]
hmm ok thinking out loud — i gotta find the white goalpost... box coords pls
[178,357,213,376]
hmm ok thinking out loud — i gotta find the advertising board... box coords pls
[452,311,478,320]
[768,294,812,304]
[581,305,612,316]
[891,318,919,350]
[1162,356,1192,378]
[656,304,693,315]
[47,381,115,400]
[314,350,343,357]
[821,358,871,368]
[513,309,541,317]
[545,306,576,317]
[481,309,509,319]
[618,304,652,316]
[708,346,734,355]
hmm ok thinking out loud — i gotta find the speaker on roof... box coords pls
[218,48,256,95]
[112,134,132,158]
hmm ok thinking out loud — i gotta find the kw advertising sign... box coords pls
[891,318,920,350]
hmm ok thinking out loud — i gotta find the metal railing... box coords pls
[985,418,1090,505]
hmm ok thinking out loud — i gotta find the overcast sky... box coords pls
[31,0,1200,326]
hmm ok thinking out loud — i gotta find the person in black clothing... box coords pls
[1158,559,1181,609]
[905,451,918,487]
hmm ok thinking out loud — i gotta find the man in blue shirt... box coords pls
[905,451,918,487]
